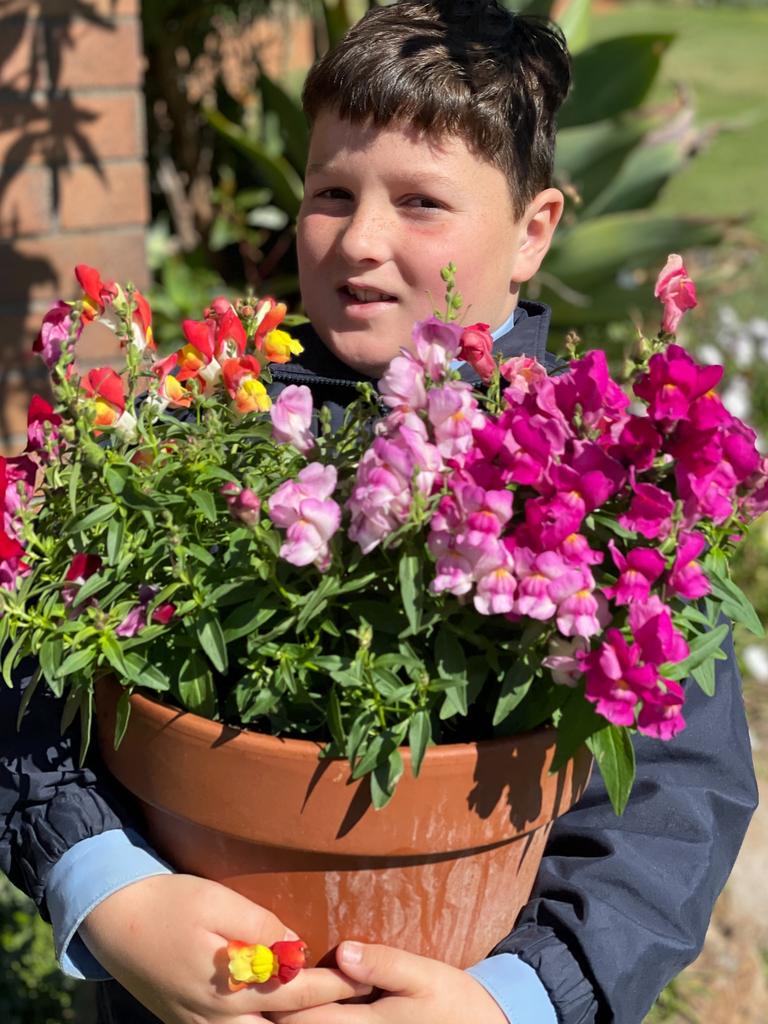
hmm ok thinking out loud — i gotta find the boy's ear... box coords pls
[511,188,564,283]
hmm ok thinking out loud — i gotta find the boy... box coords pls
[0,3,757,1023]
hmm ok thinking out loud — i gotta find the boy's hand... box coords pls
[78,874,371,1024]
[268,941,508,1024]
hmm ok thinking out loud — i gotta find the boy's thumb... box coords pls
[337,941,423,993]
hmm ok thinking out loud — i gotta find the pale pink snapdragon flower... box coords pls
[270,385,315,455]
[654,253,698,335]
[411,317,462,381]
[542,635,589,687]
[268,463,341,571]
[426,382,486,459]
[378,351,428,418]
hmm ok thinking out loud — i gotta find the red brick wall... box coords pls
[0,0,150,452]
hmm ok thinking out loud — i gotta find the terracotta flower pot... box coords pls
[96,679,591,968]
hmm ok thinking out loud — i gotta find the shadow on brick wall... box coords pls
[0,0,119,450]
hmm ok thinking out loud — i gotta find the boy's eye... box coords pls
[315,187,352,200]
[403,195,443,210]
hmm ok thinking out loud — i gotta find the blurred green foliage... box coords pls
[0,875,88,1024]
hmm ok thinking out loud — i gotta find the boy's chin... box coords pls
[324,330,403,379]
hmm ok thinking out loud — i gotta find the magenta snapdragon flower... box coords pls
[634,344,722,429]
[583,630,657,727]
[604,541,666,605]
[666,532,710,599]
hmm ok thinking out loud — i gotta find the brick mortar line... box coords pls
[0,87,145,103]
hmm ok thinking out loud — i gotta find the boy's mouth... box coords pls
[339,284,398,311]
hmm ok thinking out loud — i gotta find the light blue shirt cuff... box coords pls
[46,828,173,980]
[467,952,558,1024]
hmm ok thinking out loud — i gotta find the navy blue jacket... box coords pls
[1,302,757,1023]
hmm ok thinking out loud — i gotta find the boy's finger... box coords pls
[268,1005,367,1024]
[334,942,432,994]
[234,967,372,1014]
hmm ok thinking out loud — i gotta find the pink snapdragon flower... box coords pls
[637,679,686,740]
[604,541,666,605]
[628,597,689,667]
[617,477,675,538]
[602,414,662,472]
[654,254,698,334]
[499,356,548,404]
[426,382,485,458]
[666,531,710,599]
[33,301,78,369]
[270,385,315,454]
[116,585,176,638]
[542,635,588,687]
[555,351,629,433]
[26,396,62,458]
[62,552,102,608]
[347,424,442,554]
[378,350,427,419]
[550,565,602,638]
[411,317,462,380]
[583,630,657,727]
[634,345,722,429]
[268,463,341,570]
[220,482,261,527]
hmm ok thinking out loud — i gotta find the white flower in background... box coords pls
[743,644,768,684]
[720,378,751,420]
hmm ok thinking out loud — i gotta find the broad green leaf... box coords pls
[371,748,404,810]
[122,654,170,691]
[223,602,277,642]
[328,687,345,749]
[194,610,228,674]
[560,34,674,128]
[661,623,730,680]
[587,724,636,815]
[584,139,687,218]
[16,669,41,729]
[104,465,127,495]
[60,687,82,734]
[351,732,387,780]
[178,651,217,717]
[39,637,63,686]
[191,489,217,523]
[493,657,536,727]
[435,628,466,680]
[554,0,591,54]
[57,646,96,677]
[70,502,117,533]
[101,633,130,678]
[408,710,432,778]
[551,685,605,772]
[346,710,377,764]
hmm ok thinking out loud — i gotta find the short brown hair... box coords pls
[302,0,571,217]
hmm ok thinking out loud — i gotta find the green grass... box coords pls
[590,1,768,319]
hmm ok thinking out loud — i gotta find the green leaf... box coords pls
[122,654,170,691]
[708,569,765,637]
[194,610,228,674]
[346,710,377,764]
[586,724,636,815]
[258,71,309,170]
[114,688,132,747]
[106,516,125,566]
[370,748,404,810]
[60,687,82,734]
[178,651,217,717]
[435,628,466,680]
[408,710,432,778]
[39,637,63,686]
[351,732,387,781]
[101,633,130,678]
[398,551,422,634]
[554,0,591,54]
[493,657,536,727]
[223,602,277,642]
[16,669,41,729]
[57,646,96,677]
[104,465,127,495]
[660,623,730,681]
[68,458,81,515]
[560,34,674,128]
[79,688,93,765]
[70,502,117,533]
[551,686,605,772]
[328,688,345,749]
[691,657,716,697]
[191,489,217,524]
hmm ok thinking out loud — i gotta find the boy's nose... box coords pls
[337,204,392,265]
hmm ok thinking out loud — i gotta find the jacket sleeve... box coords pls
[0,659,138,919]
[493,624,758,1024]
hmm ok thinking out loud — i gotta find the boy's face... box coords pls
[297,110,561,377]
